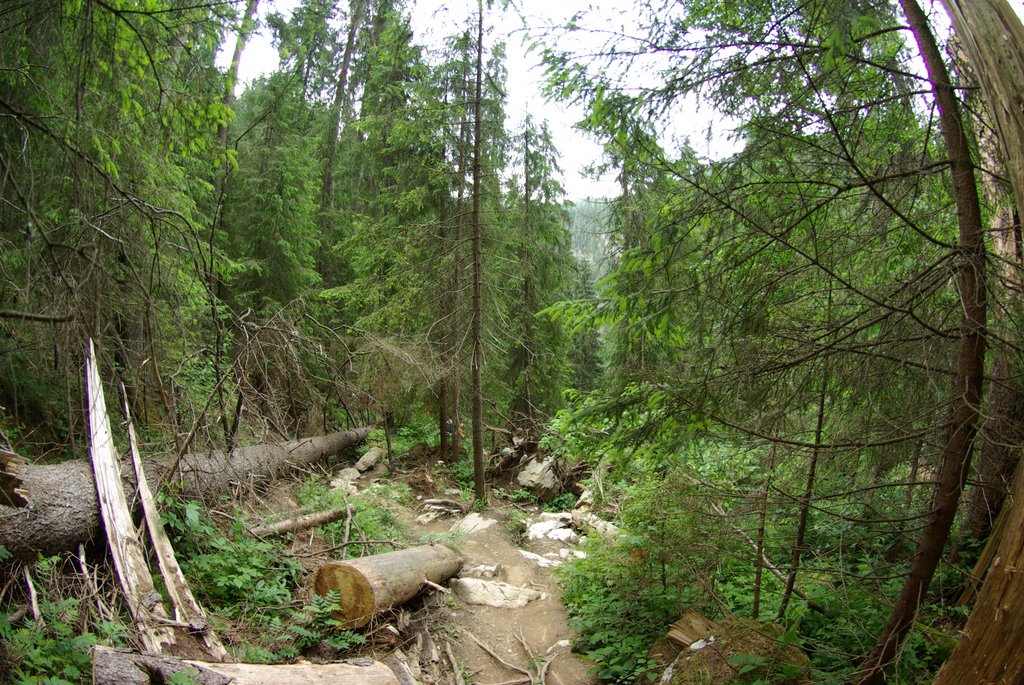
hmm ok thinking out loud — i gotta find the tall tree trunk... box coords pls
[218,0,260,149]
[521,127,534,428]
[318,0,365,219]
[752,443,776,620]
[778,374,826,619]
[470,6,486,500]
[939,0,1024,219]
[946,1,1024,547]
[856,1,987,681]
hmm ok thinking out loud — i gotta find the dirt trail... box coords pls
[407,503,598,685]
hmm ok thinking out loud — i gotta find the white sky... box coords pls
[228,0,1024,201]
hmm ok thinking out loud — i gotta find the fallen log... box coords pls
[92,645,400,685]
[249,507,347,537]
[1,426,372,561]
[312,543,462,628]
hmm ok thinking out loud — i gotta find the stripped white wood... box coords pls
[121,384,229,661]
[86,339,176,653]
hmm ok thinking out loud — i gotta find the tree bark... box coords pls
[92,645,399,685]
[311,543,462,628]
[856,1,987,682]
[934,459,1024,683]
[469,5,486,501]
[939,0,1024,219]
[0,427,371,561]
[249,507,347,537]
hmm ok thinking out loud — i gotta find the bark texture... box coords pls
[312,543,461,628]
[934,461,1024,684]
[0,426,371,561]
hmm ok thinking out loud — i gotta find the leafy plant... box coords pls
[0,557,127,685]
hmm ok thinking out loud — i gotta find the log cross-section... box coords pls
[312,544,462,628]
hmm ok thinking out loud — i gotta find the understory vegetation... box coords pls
[3,0,1024,683]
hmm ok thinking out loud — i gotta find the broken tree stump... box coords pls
[92,645,400,685]
[312,544,462,628]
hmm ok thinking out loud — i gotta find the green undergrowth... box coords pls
[0,550,128,685]
[158,490,385,662]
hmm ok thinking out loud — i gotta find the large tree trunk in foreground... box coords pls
[856,0,987,682]
[934,460,1024,683]
[0,426,371,561]
[93,645,399,685]
[312,543,462,628]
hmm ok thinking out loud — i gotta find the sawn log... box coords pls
[312,543,462,628]
[0,426,372,561]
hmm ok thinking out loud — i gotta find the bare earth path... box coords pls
[406,503,598,685]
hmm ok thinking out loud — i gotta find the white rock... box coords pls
[539,511,572,522]
[450,578,546,608]
[461,563,501,578]
[354,446,385,472]
[526,518,579,543]
[519,550,561,568]
[517,458,559,497]
[451,512,497,534]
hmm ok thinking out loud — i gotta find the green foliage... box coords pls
[294,478,409,556]
[160,496,303,618]
[258,591,365,662]
[0,557,127,685]
[561,536,682,683]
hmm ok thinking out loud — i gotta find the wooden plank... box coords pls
[120,384,229,661]
[93,645,400,685]
[85,339,176,654]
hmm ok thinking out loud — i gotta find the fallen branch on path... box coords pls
[249,508,347,537]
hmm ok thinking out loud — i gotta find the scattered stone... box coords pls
[355,446,385,472]
[450,578,546,609]
[451,513,497,535]
[517,458,559,498]
[527,517,579,543]
[421,498,466,515]
[461,562,501,578]
[519,549,561,568]
[572,509,621,538]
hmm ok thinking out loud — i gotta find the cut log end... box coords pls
[312,563,378,629]
[312,544,462,628]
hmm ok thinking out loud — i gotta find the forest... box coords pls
[1,0,1024,683]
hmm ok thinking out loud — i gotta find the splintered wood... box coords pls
[85,340,177,654]
[0,448,29,507]
[667,610,717,647]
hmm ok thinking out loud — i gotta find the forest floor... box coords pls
[256,449,599,685]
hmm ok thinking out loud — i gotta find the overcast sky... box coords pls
[228,0,1024,201]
